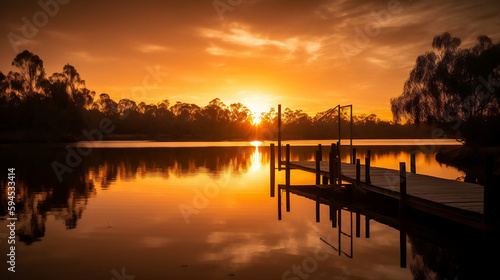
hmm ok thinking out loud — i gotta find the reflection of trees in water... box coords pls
[409,235,459,280]
[0,147,96,244]
[0,146,259,244]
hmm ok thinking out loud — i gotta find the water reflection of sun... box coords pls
[250,145,261,171]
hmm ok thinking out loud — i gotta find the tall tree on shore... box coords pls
[11,50,46,98]
[391,33,500,145]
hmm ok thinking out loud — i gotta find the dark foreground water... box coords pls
[0,140,496,279]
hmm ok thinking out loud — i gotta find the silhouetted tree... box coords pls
[391,33,500,145]
[11,50,46,98]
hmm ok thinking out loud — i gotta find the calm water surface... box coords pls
[0,140,493,279]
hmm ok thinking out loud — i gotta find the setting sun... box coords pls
[252,114,262,125]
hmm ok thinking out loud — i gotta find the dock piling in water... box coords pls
[270,143,275,197]
[318,144,322,161]
[329,149,335,186]
[315,149,321,185]
[286,144,290,212]
[278,104,282,171]
[356,159,361,184]
[399,162,407,217]
[410,152,416,174]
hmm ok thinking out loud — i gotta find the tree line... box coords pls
[0,50,459,143]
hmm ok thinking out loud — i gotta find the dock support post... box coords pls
[278,186,282,220]
[411,152,416,174]
[484,155,494,224]
[356,159,361,184]
[352,148,356,164]
[399,162,407,268]
[338,209,342,256]
[329,200,337,228]
[329,148,335,186]
[365,216,370,238]
[286,144,290,212]
[318,144,322,161]
[399,162,407,217]
[365,150,371,184]
[278,104,282,171]
[316,150,321,185]
[356,213,361,238]
[316,191,320,223]
[400,230,407,268]
[337,142,341,187]
[270,144,275,197]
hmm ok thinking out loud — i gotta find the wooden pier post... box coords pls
[411,152,416,174]
[356,159,361,184]
[365,216,370,238]
[352,148,356,164]
[365,150,371,184]
[316,149,321,185]
[318,144,322,161]
[329,200,337,228]
[400,230,407,268]
[329,149,335,186]
[338,209,342,256]
[270,143,275,197]
[399,162,407,217]
[278,104,282,171]
[337,141,341,187]
[286,144,290,212]
[316,191,320,223]
[484,155,494,224]
[278,186,282,220]
[356,213,361,238]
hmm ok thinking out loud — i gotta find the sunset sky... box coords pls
[1,0,499,119]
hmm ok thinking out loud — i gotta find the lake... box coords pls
[0,140,495,279]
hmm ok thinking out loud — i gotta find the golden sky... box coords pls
[1,0,500,119]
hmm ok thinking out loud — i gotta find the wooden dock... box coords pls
[270,143,499,230]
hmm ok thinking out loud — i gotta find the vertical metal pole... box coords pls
[278,104,282,171]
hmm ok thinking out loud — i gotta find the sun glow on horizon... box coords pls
[252,113,263,125]
[250,141,262,147]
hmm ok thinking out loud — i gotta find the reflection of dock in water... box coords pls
[276,182,497,269]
